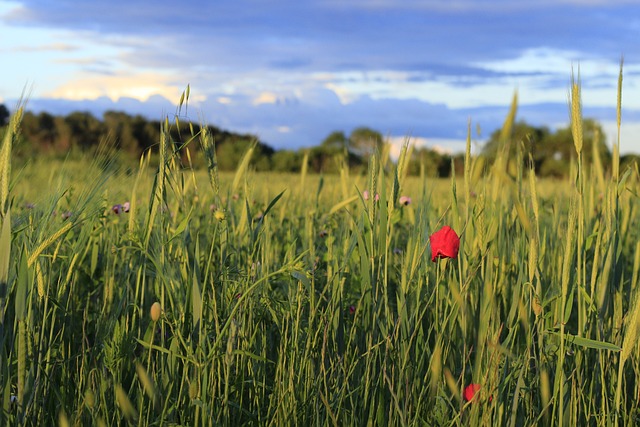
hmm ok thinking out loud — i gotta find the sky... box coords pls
[2,0,640,155]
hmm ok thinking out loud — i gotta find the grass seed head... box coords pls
[189,381,199,399]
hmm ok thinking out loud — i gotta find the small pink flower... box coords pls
[349,305,356,315]
[123,202,130,213]
[112,204,122,214]
[61,211,72,220]
[363,190,370,201]
[399,196,412,206]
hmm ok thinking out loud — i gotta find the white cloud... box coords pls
[6,42,77,53]
[44,71,187,102]
[252,92,279,105]
[324,83,360,105]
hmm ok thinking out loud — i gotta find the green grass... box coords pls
[1,75,640,426]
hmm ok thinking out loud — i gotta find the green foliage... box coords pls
[12,103,618,179]
[17,109,274,172]
[321,130,349,149]
[0,105,10,127]
[348,126,384,157]
[482,118,612,178]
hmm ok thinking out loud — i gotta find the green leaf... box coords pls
[262,189,286,219]
[192,275,202,335]
[16,244,29,320]
[551,331,621,352]
[0,208,10,288]
[90,241,99,277]
[329,195,358,215]
[585,232,598,251]
[291,270,310,289]
[167,207,192,244]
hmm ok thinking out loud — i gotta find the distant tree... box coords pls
[321,131,349,150]
[482,120,551,162]
[131,115,159,153]
[64,111,104,149]
[53,116,72,151]
[348,127,384,157]
[272,150,302,172]
[253,142,275,171]
[621,154,640,172]
[407,147,450,177]
[0,104,9,127]
[103,110,138,153]
[533,119,610,176]
[40,112,58,145]
[20,112,39,142]
[21,111,72,152]
[215,139,274,171]
[482,118,610,177]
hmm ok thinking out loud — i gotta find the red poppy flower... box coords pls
[430,226,460,262]
[463,383,481,402]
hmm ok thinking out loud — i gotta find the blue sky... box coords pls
[2,0,640,155]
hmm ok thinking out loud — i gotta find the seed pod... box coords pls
[150,302,162,322]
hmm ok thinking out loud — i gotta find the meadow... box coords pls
[2,75,640,426]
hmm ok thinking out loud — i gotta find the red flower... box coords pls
[429,226,460,262]
[463,383,481,402]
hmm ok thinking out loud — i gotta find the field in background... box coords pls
[2,75,640,426]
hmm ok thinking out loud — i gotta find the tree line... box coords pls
[1,104,637,177]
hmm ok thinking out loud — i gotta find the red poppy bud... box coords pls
[463,383,481,402]
[430,226,460,262]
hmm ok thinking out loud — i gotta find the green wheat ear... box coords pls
[614,57,623,181]
[0,106,23,331]
[616,241,640,413]
[0,105,23,215]
[570,69,583,156]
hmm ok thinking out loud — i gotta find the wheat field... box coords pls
[1,71,640,426]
